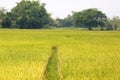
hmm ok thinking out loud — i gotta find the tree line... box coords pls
[0,0,120,30]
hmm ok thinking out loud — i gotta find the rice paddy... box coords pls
[0,29,120,80]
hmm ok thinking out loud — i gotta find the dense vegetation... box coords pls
[0,0,120,30]
[0,0,51,29]
[0,29,120,80]
[72,8,107,30]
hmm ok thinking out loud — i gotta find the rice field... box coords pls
[0,29,120,80]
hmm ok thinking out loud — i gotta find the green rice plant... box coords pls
[0,29,120,80]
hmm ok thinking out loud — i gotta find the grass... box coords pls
[0,29,120,80]
[44,46,60,80]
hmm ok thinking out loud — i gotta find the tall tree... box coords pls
[0,8,5,26]
[55,15,73,27]
[1,15,11,28]
[62,15,73,27]
[0,8,11,28]
[11,0,51,29]
[73,8,107,30]
[109,16,120,30]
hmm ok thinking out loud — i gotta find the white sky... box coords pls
[0,0,120,19]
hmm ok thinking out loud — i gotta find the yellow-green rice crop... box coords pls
[0,29,120,80]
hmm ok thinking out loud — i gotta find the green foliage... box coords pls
[0,3,120,30]
[0,8,6,27]
[55,18,64,27]
[0,8,6,19]
[109,16,120,30]
[9,0,51,29]
[1,16,11,28]
[72,8,107,30]
[62,15,73,27]
[55,15,73,27]
[0,8,12,28]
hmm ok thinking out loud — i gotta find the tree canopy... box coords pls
[72,8,107,30]
[0,8,6,26]
[109,16,120,30]
[1,0,51,29]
